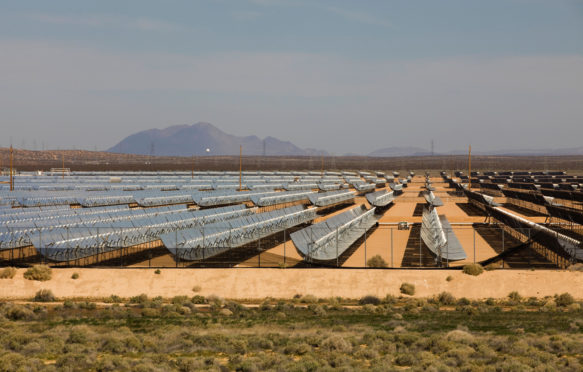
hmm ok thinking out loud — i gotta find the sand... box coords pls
[1,268,582,300]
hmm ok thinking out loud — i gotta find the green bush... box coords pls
[105,295,122,303]
[446,275,453,282]
[191,295,207,304]
[359,295,381,305]
[400,283,415,296]
[154,269,161,274]
[0,267,17,279]
[462,263,484,276]
[192,285,201,292]
[23,265,52,281]
[71,272,79,280]
[437,291,456,305]
[33,289,56,302]
[367,255,388,268]
[508,291,522,303]
[130,294,148,304]
[555,293,575,307]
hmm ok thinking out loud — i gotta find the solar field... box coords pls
[1,169,582,269]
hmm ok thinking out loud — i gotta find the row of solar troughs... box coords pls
[0,171,405,263]
[442,173,583,265]
[0,171,413,208]
[0,172,410,191]
[0,197,396,263]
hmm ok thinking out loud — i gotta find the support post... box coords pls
[473,228,476,263]
[502,228,505,269]
[336,227,339,268]
[390,228,393,268]
[468,144,472,190]
[239,145,242,191]
[419,226,422,267]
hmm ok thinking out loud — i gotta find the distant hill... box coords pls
[107,122,328,156]
[367,146,431,157]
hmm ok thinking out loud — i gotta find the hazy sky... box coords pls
[1,0,582,155]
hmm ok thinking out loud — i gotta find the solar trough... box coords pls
[308,190,355,207]
[290,204,377,261]
[352,182,376,193]
[365,190,395,207]
[421,206,466,261]
[161,205,317,261]
[250,191,316,207]
[423,191,444,207]
[485,205,583,261]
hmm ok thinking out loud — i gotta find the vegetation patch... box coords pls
[0,267,16,279]
[462,263,484,276]
[0,295,581,371]
[33,289,56,302]
[23,265,52,281]
[400,282,415,296]
[366,255,388,268]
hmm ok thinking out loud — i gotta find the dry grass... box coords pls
[400,283,415,296]
[462,263,484,276]
[23,265,52,281]
[0,267,16,279]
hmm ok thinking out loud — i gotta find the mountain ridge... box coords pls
[107,122,328,157]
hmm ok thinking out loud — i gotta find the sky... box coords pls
[1,0,582,155]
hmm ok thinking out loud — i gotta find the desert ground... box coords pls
[2,267,582,300]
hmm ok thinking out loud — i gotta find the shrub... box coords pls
[191,295,207,304]
[154,269,161,275]
[192,285,201,292]
[457,297,471,306]
[555,293,575,307]
[394,353,415,366]
[367,255,388,268]
[300,295,318,304]
[33,289,56,302]
[400,283,415,296]
[446,275,453,282]
[437,291,456,305]
[485,263,499,271]
[106,294,122,303]
[0,267,16,279]
[321,335,352,353]
[172,296,189,306]
[507,291,522,303]
[308,304,326,316]
[567,263,583,272]
[23,265,52,281]
[71,272,79,280]
[462,263,484,276]
[359,295,381,305]
[130,294,148,304]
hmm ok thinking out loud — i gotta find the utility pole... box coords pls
[468,145,472,190]
[62,152,65,179]
[321,155,324,175]
[10,145,14,191]
[239,145,242,191]
[191,155,194,180]
[431,139,434,156]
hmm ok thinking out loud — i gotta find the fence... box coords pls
[1,223,580,269]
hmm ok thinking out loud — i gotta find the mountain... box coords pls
[367,146,431,157]
[107,122,328,156]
